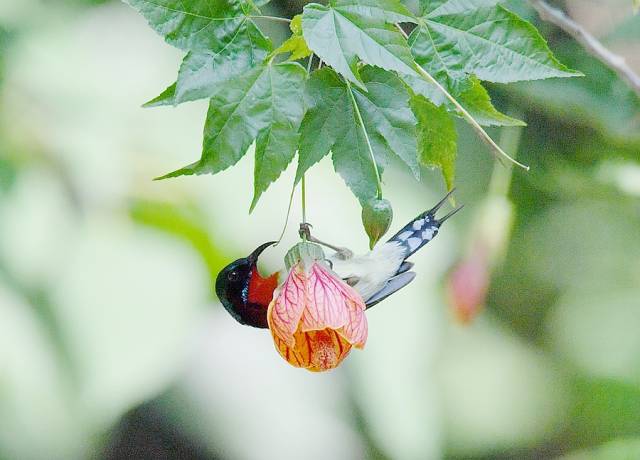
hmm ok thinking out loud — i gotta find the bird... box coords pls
[215,189,463,329]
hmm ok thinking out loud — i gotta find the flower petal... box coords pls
[299,262,350,333]
[325,267,368,347]
[272,327,352,372]
[340,297,368,349]
[271,331,308,368]
[267,264,307,347]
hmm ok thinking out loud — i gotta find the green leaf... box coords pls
[143,83,177,108]
[362,197,393,249]
[157,62,307,211]
[419,0,500,16]
[410,94,457,190]
[290,14,303,35]
[301,1,418,89]
[272,15,312,61]
[273,35,312,61]
[408,2,581,94]
[355,66,420,178]
[250,0,271,8]
[404,73,525,126]
[407,25,470,95]
[125,0,250,52]
[144,21,271,107]
[458,77,526,127]
[297,67,419,203]
[330,0,418,23]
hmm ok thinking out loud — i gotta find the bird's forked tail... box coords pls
[387,188,463,259]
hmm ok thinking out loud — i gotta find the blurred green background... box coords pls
[0,0,639,459]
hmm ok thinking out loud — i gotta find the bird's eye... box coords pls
[228,270,239,282]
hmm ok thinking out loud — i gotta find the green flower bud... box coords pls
[362,197,393,249]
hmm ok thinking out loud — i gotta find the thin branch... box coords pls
[528,0,640,97]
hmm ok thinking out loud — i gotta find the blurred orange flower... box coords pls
[267,259,367,372]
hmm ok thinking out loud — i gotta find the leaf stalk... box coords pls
[250,15,292,24]
[396,25,530,171]
[345,80,384,199]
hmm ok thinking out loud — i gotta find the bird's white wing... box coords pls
[328,242,406,301]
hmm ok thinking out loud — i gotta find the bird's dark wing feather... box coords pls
[396,261,414,275]
[365,272,416,309]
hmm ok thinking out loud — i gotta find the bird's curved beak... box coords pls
[248,241,277,264]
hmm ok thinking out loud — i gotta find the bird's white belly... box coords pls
[329,242,406,301]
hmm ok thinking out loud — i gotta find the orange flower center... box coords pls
[267,260,367,372]
[309,329,340,370]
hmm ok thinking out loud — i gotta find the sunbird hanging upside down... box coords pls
[215,190,463,330]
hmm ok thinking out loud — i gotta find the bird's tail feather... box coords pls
[387,189,462,260]
[365,191,462,310]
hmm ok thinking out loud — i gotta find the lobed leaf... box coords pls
[271,15,312,61]
[145,21,272,107]
[410,94,457,190]
[157,62,307,212]
[125,0,249,52]
[408,1,582,96]
[458,77,526,127]
[127,0,582,220]
[301,1,418,89]
[333,0,418,24]
[297,67,419,204]
[419,0,501,16]
[355,67,420,179]
[403,74,524,126]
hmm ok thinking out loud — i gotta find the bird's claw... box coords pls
[332,247,354,260]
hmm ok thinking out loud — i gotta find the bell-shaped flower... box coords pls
[446,247,489,324]
[267,243,367,372]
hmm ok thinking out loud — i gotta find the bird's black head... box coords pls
[215,241,276,328]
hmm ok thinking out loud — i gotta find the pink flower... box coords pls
[446,249,489,324]
[267,260,367,372]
